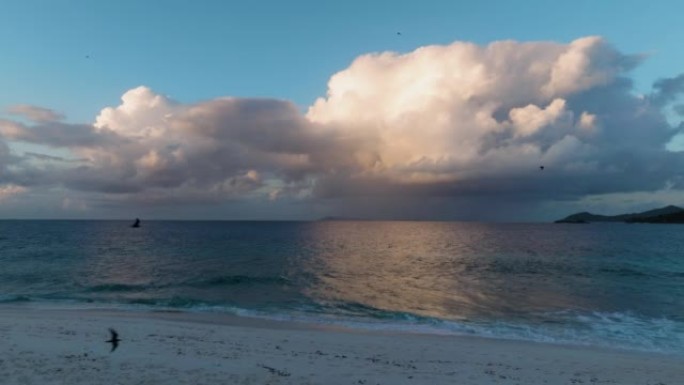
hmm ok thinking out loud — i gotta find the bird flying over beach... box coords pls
[106,328,120,352]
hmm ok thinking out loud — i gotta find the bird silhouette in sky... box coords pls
[106,328,120,352]
[540,166,545,170]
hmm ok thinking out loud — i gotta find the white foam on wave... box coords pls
[209,307,684,355]
[5,297,681,355]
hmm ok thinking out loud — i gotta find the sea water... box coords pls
[1,220,683,354]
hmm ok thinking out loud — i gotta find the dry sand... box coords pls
[1,305,682,384]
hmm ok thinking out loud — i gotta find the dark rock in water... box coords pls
[554,205,684,224]
[131,218,141,228]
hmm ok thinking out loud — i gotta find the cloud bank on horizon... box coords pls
[1,36,683,220]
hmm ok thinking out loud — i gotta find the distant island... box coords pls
[555,205,684,224]
[317,216,366,221]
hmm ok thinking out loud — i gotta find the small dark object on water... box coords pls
[106,328,120,352]
[131,218,141,228]
[540,166,544,170]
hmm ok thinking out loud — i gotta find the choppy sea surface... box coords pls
[1,220,683,354]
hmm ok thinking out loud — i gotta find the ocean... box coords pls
[1,220,683,355]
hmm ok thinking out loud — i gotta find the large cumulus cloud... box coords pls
[307,36,682,201]
[1,36,683,219]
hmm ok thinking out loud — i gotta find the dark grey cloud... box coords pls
[23,152,86,163]
[0,139,12,176]
[673,104,684,116]
[0,119,123,148]
[1,37,683,220]
[6,104,65,123]
[1,89,344,203]
[650,73,684,107]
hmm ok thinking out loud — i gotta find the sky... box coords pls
[0,0,683,221]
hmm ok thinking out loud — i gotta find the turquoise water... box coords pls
[1,220,683,354]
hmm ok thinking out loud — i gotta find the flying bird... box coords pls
[540,166,545,170]
[396,32,402,36]
[106,328,120,352]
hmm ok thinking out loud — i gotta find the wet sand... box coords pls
[1,306,682,384]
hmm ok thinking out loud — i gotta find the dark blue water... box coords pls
[1,220,683,354]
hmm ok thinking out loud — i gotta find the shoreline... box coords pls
[4,300,682,356]
[2,305,682,384]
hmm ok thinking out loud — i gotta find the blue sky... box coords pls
[0,0,683,220]
[1,0,682,121]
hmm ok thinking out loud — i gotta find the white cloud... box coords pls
[94,86,176,138]
[509,98,573,137]
[306,36,669,193]
[52,87,331,203]
[542,36,634,97]
[1,36,683,219]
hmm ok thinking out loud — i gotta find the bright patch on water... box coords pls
[1,220,683,355]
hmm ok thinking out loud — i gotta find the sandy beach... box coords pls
[0,305,681,385]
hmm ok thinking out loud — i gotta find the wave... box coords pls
[188,275,290,287]
[0,294,32,303]
[80,275,289,294]
[2,293,681,355]
[264,307,684,355]
[86,283,152,292]
[598,267,684,279]
[125,296,210,308]
[473,262,681,280]
[597,267,653,277]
